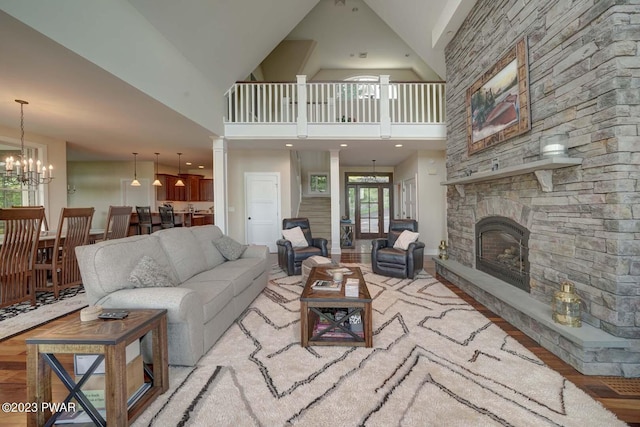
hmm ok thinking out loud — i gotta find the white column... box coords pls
[330,149,341,256]
[380,75,391,138]
[212,137,228,233]
[296,75,308,138]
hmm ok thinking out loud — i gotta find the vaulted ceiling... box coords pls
[0,0,476,168]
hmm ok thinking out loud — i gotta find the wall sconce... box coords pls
[67,185,77,194]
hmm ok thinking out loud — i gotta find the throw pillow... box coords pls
[282,226,308,248]
[213,235,247,261]
[393,230,420,250]
[128,255,177,288]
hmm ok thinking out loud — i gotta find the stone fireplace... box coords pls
[436,0,639,377]
[475,216,530,292]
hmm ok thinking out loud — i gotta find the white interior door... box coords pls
[402,177,416,219]
[245,172,280,252]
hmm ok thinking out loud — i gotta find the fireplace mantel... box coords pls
[441,157,582,196]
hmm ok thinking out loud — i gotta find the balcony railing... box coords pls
[224,76,445,126]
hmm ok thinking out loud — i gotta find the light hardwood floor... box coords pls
[0,245,638,426]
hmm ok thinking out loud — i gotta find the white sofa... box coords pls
[75,225,269,366]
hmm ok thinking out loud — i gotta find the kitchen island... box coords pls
[129,212,214,235]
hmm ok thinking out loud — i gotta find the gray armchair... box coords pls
[371,219,425,279]
[277,218,328,275]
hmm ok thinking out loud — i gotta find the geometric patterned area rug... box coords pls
[133,264,624,426]
[0,286,87,341]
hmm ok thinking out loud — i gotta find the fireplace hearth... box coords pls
[476,217,529,292]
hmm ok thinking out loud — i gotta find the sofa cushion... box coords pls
[212,258,267,296]
[128,255,177,288]
[155,227,208,282]
[188,225,226,269]
[76,235,178,304]
[180,279,234,323]
[213,235,247,261]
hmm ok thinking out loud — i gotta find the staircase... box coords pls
[298,197,331,243]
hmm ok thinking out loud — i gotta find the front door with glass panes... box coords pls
[345,172,393,239]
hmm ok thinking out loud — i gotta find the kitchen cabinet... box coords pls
[182,174,202,202]
[199,179,213,202]
[155,174,177,201]
[156,174,211,202]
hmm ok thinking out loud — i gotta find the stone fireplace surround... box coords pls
[439,0,640,378]
[435,192,635,377]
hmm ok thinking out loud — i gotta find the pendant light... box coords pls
[175,153,185,187]
[152,152,162,186]
[131,152,141,186]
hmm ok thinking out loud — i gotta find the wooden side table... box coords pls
[26,309,168,427]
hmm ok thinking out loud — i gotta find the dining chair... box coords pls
[12,205,49,232]
[103,205,132,240]
[0,207,44,307]
[135,206,154,234]
[158,205,177,229]
[12,205,52,290]
[35,207,94,298]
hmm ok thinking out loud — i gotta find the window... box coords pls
[309,172,329,194]
[344,76,398,100]
[0,143,41,218]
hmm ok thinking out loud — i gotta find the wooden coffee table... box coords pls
[300,266,372,347]
[26,309,168,427]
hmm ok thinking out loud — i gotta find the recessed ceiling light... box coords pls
[198,165,204,169]
[395,144,403,148]
[340,143,348,147]
[186,162,192,165]
[285,143,293,147]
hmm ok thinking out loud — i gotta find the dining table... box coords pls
[0,229,105,248]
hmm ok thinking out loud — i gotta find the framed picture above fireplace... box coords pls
[467,37,531,155]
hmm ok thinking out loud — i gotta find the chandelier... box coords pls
[2,100,54,187]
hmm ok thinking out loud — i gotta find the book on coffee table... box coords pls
[312,279,342,291]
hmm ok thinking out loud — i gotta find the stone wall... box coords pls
[444,0,640,338]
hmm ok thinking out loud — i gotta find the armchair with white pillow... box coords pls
[277,218,329,275]
[371,219,425,279]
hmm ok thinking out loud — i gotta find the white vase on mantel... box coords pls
[541,135,568,158]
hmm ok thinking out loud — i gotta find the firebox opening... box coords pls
[476,217,530,292]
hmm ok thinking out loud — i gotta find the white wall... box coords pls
[67,161,155,228]
[226,150,292,243]
[418,150,446,255]
[290,151,302,216]
[299,151,330,197]
[392,150,446,255]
